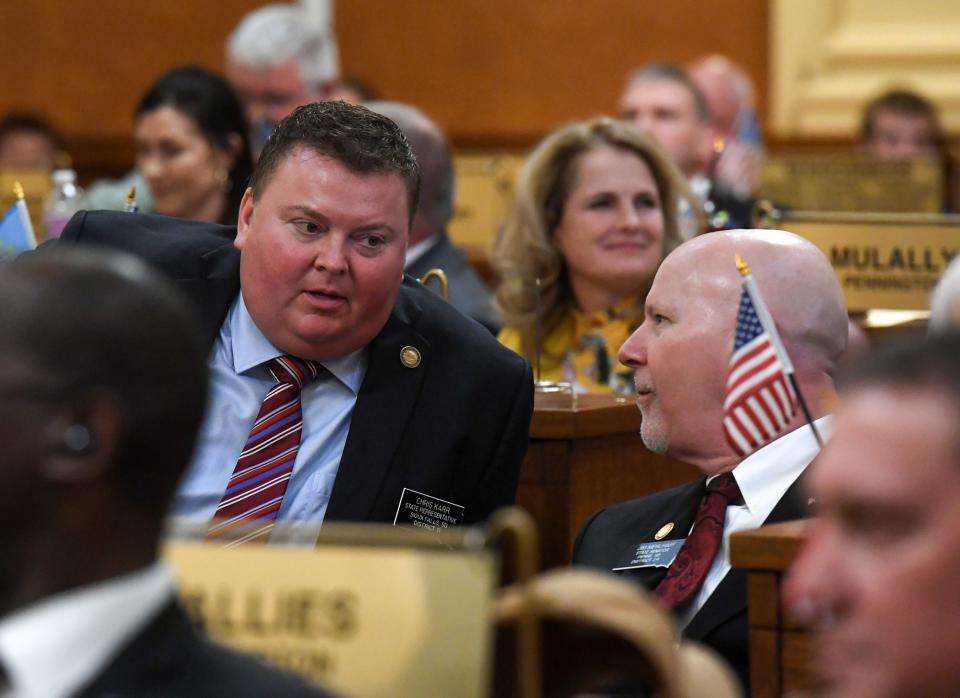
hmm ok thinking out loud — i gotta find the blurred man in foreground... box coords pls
[574,229,848,690]
[0,249,330,696]
[366,101,500,332]
[785,334,960,698]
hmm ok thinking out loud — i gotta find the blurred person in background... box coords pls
[687,54,764,199]
[86,67,253,227]
[367,101,500,333]
[860,89,946,162]
[226,2,340,154]
[619,63,754,231]
[0,113,61,171]
[494,117,699,394]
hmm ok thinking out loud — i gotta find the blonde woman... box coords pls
[495,118,702,394]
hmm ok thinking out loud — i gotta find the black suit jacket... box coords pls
[572,474,810,693]
[405,232,501,334]
[74,601,332,697]
[58,211,534,525]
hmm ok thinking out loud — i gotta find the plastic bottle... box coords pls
[44,168,84,240]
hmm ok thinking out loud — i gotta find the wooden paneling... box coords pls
[337,0,769,146]
[3,0,768,180]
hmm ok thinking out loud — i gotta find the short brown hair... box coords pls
[249,101,421,221]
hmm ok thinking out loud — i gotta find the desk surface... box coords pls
[530,392,641,439]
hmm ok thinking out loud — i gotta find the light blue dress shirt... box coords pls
[172,294,367,523]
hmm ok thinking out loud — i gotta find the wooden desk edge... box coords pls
[730,519,810,570]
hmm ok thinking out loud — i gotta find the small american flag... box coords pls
[722,285,798,457]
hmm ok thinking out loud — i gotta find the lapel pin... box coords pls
[654,522,674,540]
[400,346,421,369]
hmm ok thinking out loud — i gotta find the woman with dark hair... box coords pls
[134,66,253,226]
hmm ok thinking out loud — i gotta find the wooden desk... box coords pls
[730,520,817,698]
[516,393,699,569]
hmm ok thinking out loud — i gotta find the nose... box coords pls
[311,236,348,274]
[138,153,164,183]
[619,201,643,231]
[618,323,648,368]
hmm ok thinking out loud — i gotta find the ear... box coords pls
[40,393,123,485]
[225,133,243,162]
[235,187,255,250]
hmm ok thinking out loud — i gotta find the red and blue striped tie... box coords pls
[207,355,321,545]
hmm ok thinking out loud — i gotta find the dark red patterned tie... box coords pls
[207,356,321,545]
[654,473,743,610]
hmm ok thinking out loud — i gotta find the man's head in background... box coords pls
[618,63,714,179]
[0,248,208,613]
[235,101,420,362]
[860,89,945,161]
[226,3,340,149]
[784,334,960,698]
[618,229,847,474]
[365,101,454,248]
[0,113,61,171]
[687,54,763,198]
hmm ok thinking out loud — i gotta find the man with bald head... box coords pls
[366,101,499,332]
[573,229,848,691]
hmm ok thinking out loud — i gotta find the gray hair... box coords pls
[227,3,339,90]
[625,63,711,125]
[365,100,455,229]
[930,255,960,333]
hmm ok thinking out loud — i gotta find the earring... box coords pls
[63,424,93,453]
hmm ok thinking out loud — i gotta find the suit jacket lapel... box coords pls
[615,479,706,589]
[684,474,811,640]
[176,243,241,349]
[325,284,429,521]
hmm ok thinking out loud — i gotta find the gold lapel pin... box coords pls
[400,346,421,368]
[654,522,674,540]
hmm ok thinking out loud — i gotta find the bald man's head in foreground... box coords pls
[618,230,847,474]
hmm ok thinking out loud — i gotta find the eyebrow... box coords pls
[281,205,399,237]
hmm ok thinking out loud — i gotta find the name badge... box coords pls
[393,488,465,531]
[612,539,685,571]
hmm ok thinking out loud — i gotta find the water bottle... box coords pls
[44,168,84,240]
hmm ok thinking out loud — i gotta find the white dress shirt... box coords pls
[0,562,174,698]
[404,233,441,268]
[677,417,831,629]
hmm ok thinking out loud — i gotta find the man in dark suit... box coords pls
[59,101,532,540]
[573,229,848,691]
[367,100,501,333]
[0,249,331,696]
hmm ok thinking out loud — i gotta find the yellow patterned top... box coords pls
[498,300,639,395]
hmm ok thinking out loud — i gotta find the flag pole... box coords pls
[735,256,822,448]
[13,182,37,249]
[124,185,139,213]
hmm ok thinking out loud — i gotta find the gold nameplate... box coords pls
[164,524,495,698]
[780,213,960,312]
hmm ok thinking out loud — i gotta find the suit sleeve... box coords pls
[465,355,534,523]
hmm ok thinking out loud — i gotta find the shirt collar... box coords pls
[0,562,174,698]
[719,415,833,517]
[228,294,366,395]
[404,233,441,268]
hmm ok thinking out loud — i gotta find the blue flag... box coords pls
[0,198,37,257]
